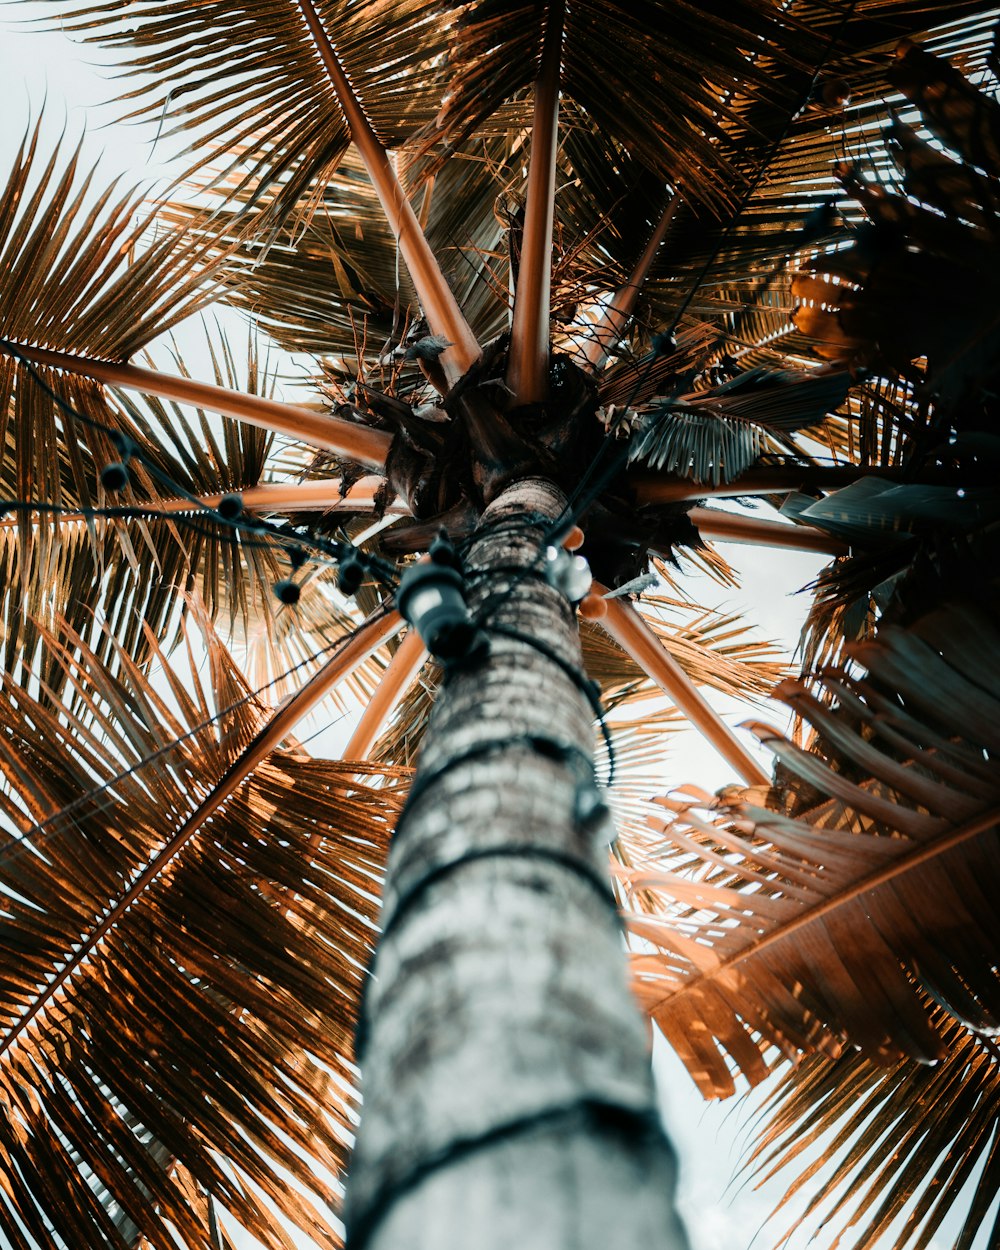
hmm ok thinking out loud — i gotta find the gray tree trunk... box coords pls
[345,478,690,1250]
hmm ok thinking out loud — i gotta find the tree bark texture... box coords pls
[345,478,690,1250]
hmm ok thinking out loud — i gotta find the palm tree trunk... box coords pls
[345,478,690,1250]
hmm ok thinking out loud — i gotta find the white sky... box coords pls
[0,7,994,1250]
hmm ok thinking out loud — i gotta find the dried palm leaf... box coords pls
[40,0,457,220]
[162,135,514,366]
[0,614,405,1250]
[749,1009,1000,1250]
[622,598,1000,1098]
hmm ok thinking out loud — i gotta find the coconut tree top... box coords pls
[0,2,998,1249]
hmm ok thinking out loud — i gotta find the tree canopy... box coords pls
[0,2,998,1248]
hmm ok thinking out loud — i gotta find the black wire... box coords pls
[0,338,401,589]
[482,621,616,787]
[0,497,339,565]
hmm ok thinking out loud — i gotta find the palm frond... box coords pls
[40,0,456,220]
[0,324,389,702]
[628,367,850,487]
[163,136,514,367]
[0,126,225,365]
[581,4,997,389]
[792,39,1000,414]
[0,124,228,563]
[586,594,787,703]
[430,0,822,211]
[0,614,406,1250]
[750,1009,1000,1250]
[622,597,1000,1098]
[0,128,391,692]
[784,38,1000,667]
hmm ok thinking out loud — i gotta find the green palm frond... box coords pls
[0,613,405,1250]
[628,367,851,487]
[750,1010,1000,1250]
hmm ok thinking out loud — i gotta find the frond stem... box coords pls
[0,609,403,1061]
[343,629,427,761]
[596,588,770,787]
[581,194,680,372]
[629,465,893,504]
[506,0,565,405]
[688,507,848,556]
[0,340,391,467]
[293,0,479,385]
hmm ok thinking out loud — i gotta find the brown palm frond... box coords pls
[749,1009,1000,1250]
[0,317,388,700]
[574,4,996,389]
[366,592,784,786]
[781,39,1000,667]
[0,125,380,473]
[596,591,773,766]
[0,613,406,1250]
[36,0,486,379]
[40,0,457,219]
[792,39,1000,398]
[597,592,772,786]
[0,123,384,481]
[344,629,428,762]
[621,597,1000,1099]
[162,136,515,368]
[0,127,225,365]
[429,0,823,211]
[584,594,787,703]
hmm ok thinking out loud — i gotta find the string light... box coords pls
[216,492,244,521]
[0,339,402,600]
[273,578,301,605]
[396,531,485,662]
[336,551,366,596]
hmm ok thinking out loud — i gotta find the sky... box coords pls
[0,6,994,1250]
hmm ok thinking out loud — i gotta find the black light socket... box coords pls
[428,530,461,569]
[337,553,366,596]
[101,462,130,492]
[217,492,243,521]
[396,559,478,661]
[274,579,301,605]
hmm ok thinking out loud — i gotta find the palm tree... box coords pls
[0,3,996,1250]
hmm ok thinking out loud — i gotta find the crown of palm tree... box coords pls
[0,3,998,1249]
